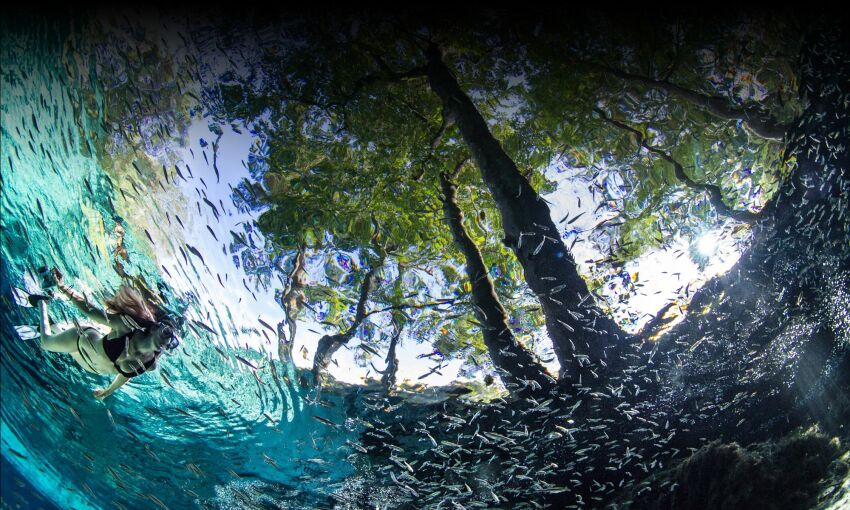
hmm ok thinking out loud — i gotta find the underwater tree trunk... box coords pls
[440,172,556,395]
[426,44,636,387]
[653,28,850,444]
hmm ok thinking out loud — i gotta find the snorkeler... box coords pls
[34,268,180,400]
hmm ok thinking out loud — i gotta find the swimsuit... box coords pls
[77,325,157,378]
[104,330,158,378]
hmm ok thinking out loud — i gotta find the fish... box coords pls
[360,343,380,356]
[568,212,586,224]
[312,415,340,429]
[81,482,95,497]
[185,463,204,477]
[533,237,546,256]
[346,440,368,453]
[261,453,280,469]
[185,244,207,266]
[257,317,276,333]
[235,355,257,369]
[144,406,162,417]
[7,448,27,460]
[212,139,221,182]
[230,230,248,246]
[106,466,125,489]
[159,369,176,390]
[174,408,194,419]
[191,319,216,336]
[202,197,220,220]
[147,493,169,510]
[213,345,228,360]
[68,406,84,426]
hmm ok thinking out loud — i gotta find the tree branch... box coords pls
[387,91,431,125]
[430,113,450,150]
[363,298,457,319]
[330,66,428,109]
[595,109,761,223]
[412,112,456,182]
[448,155,470,180]
[585,62,789,141]
[311,224,386,382]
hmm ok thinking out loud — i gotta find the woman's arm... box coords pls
[94,374,129,400]
[52,269,116,328]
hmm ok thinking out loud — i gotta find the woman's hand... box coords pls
[52,268,64,285]
[96,375,128,400]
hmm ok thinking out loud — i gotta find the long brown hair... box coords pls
[104,284,164,328]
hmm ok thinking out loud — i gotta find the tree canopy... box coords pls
[195,13,816,391]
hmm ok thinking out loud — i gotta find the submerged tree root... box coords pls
[614,427,849,510]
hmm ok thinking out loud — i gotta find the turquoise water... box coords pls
[1,14,362,510]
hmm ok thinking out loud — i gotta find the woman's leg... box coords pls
[39,301,79,353]
[39,300,51,336]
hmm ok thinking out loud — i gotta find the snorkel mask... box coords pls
[156,315,182,351]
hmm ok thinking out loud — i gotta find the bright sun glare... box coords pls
[697,233,718,257]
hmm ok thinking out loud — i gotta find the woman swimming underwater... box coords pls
[35,268,181,400]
